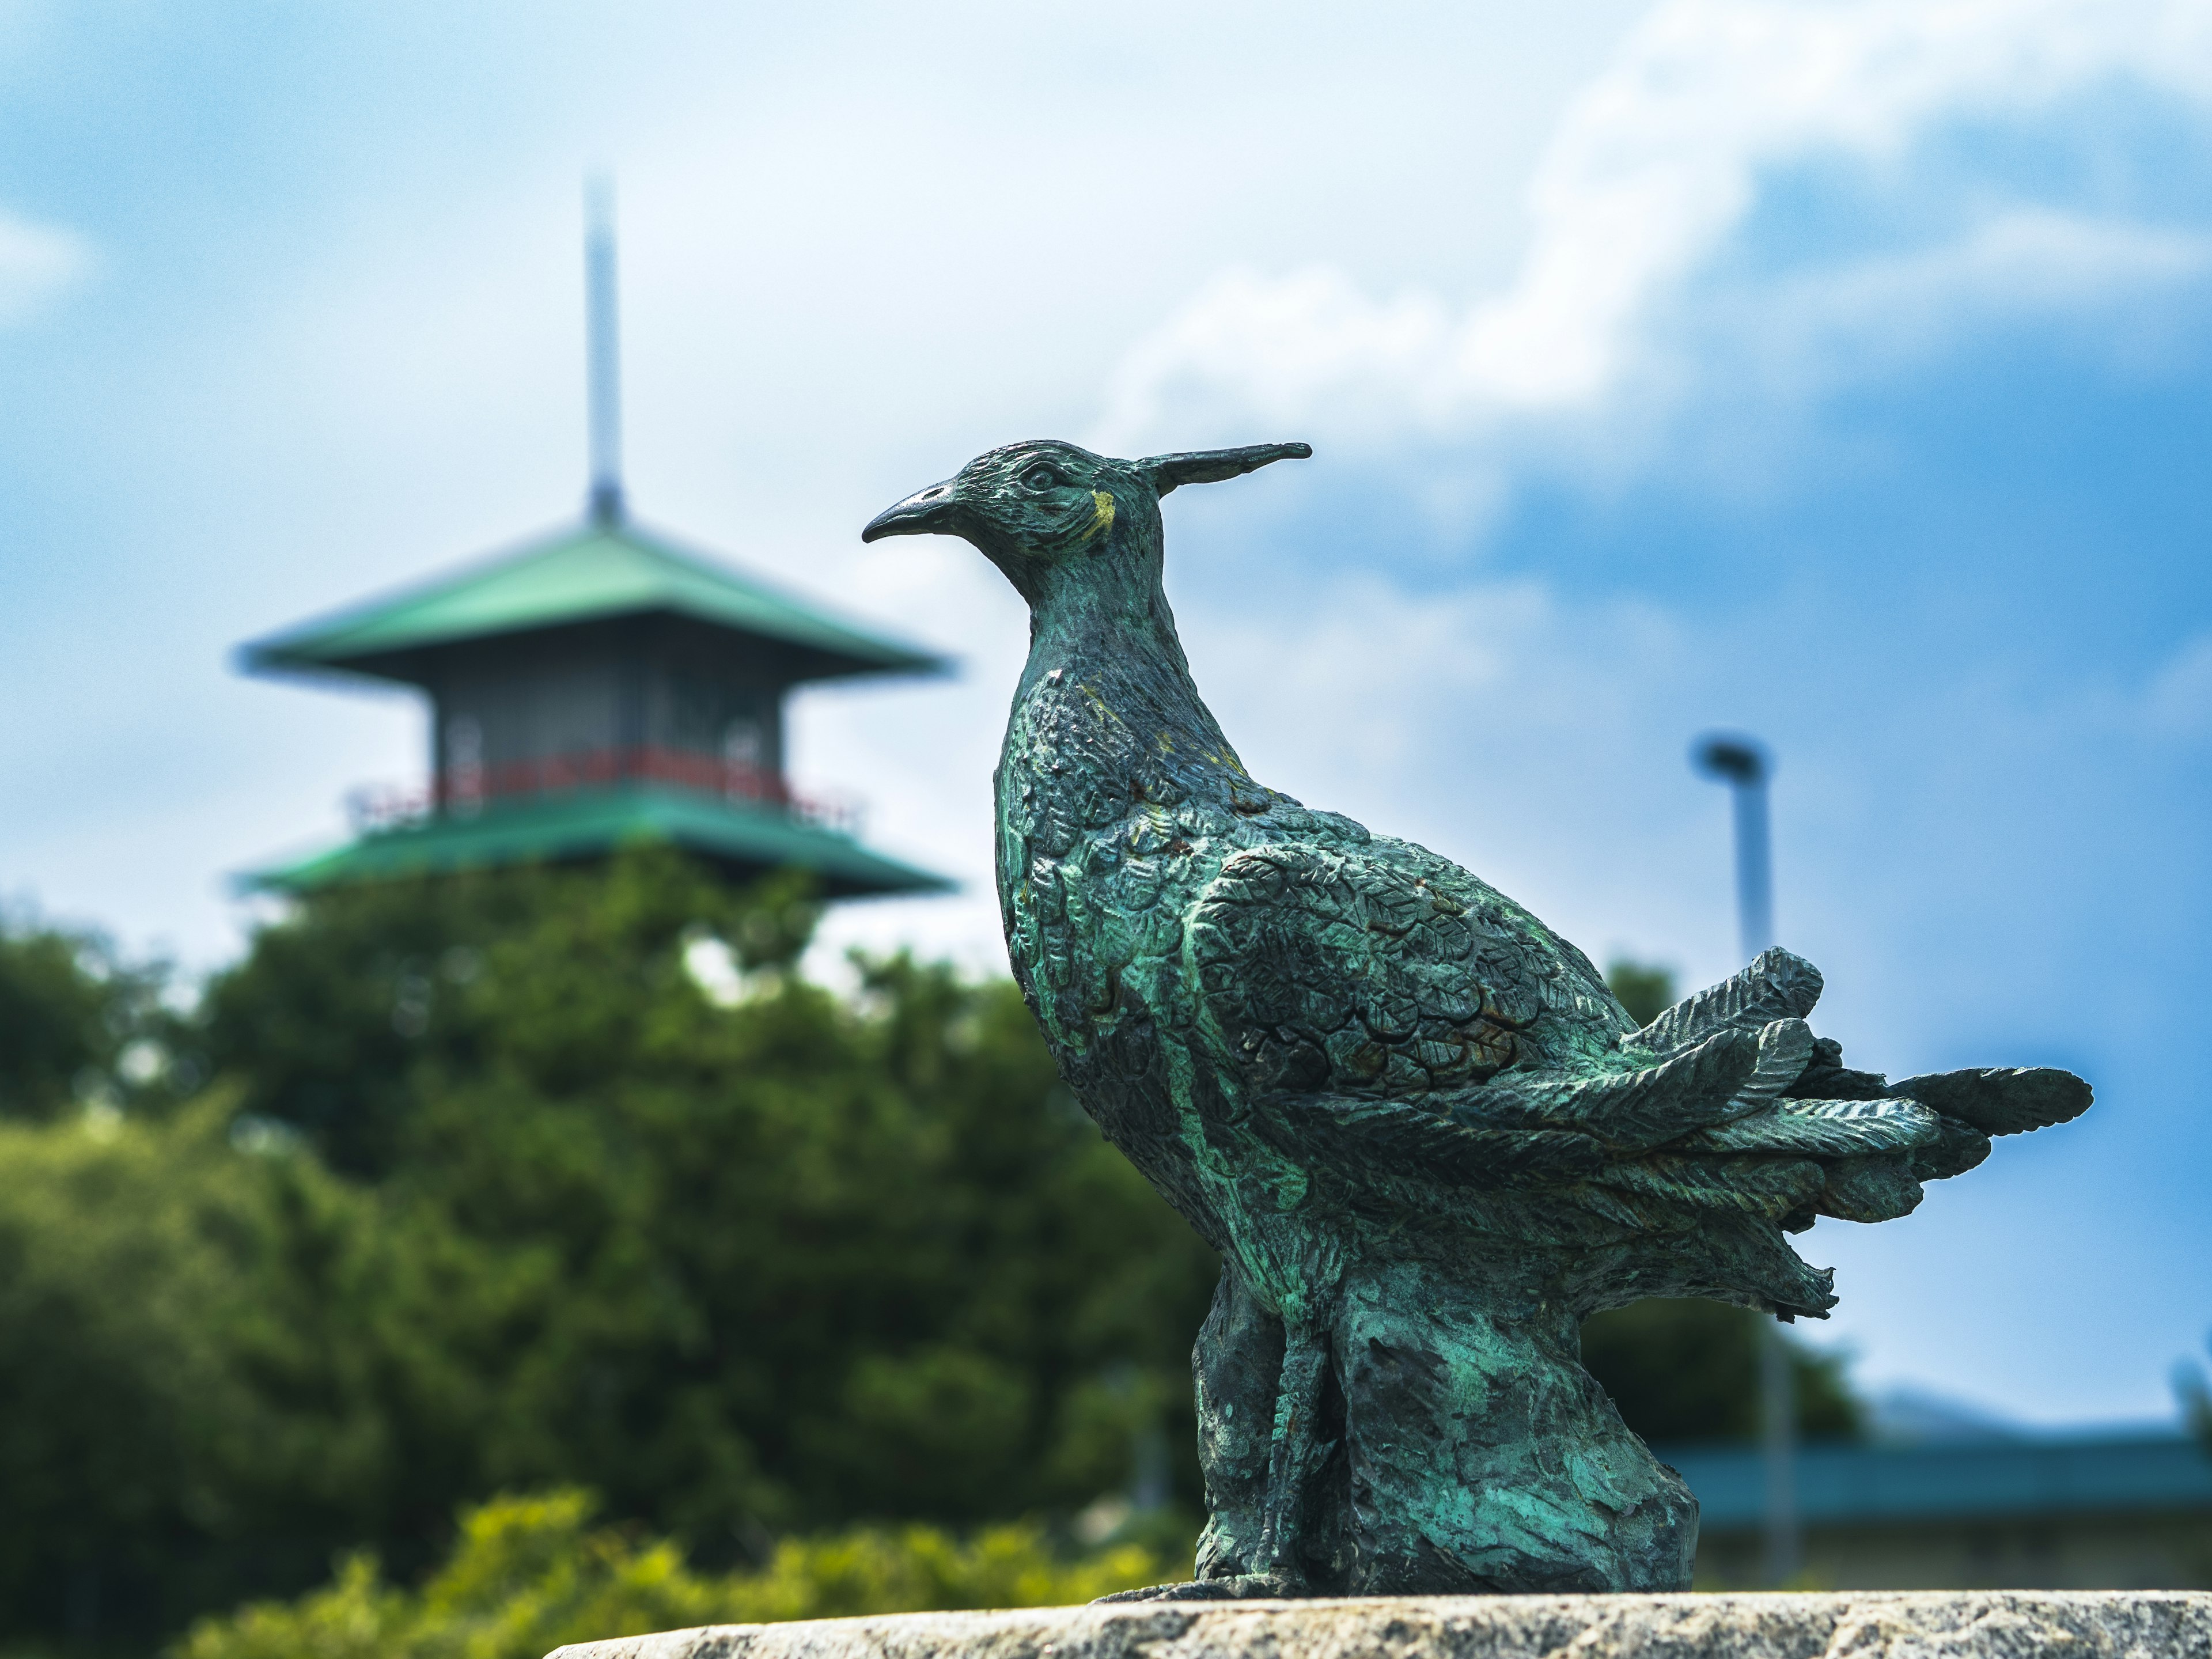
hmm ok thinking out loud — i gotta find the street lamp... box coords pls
[1691,731,1800,1588]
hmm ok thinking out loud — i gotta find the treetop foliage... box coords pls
[1603,957,1678,1031]
[173,1488,1164,1659]
[0,906,194,1122]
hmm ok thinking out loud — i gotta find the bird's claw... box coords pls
[1091,1572,1312,1604]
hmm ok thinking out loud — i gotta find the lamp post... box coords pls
[1691,732,1800,1587]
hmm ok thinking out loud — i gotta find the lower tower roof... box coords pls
[243,786,952,900]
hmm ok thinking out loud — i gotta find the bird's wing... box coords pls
[1185,842,1841,1153]
[1182,840,1633,1107]
[1447,1021,1809,1149]
[1274,1094,1607,1190]
[1180,839,2089,1321]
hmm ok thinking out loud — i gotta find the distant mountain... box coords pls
[1865,1386,2027,1446]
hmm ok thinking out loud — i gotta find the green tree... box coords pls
[202,848,1217,1541]
[1579,1298,1862,1444]
[1604,956,1676,1028]
[196,858,807,1177]
[0,1094,522,1643]
[172,1489,1166,1659]
[0,908,190,1122]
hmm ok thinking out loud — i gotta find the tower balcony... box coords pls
[346,744,865,840]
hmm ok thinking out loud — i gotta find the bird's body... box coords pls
[865,439,2091,1597]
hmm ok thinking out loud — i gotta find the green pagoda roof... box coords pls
[241,516,947,685]
[243,786,953,900]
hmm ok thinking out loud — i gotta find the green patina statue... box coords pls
[862,440,2092,1598]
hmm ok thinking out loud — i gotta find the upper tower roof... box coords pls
[241,515,947,690]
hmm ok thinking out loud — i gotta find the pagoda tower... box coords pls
[240,190,949,900]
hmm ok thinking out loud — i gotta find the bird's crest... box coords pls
[1139,442,1312,497]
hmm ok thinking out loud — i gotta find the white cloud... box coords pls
[0,206,90,323]
[2143,629,2212,740]
[1729,209,2212,401]
[1100,0,2212,453]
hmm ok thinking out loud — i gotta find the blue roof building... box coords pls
[1658,1434,2212,1589]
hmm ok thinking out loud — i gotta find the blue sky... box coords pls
[2,1,2208,1427]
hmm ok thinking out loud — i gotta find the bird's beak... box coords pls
[861,479,961,543]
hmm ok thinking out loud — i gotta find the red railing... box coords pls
[345,744,864,839]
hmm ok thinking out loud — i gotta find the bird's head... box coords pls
[861,439,1310,609]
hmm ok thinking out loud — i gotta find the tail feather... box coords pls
[1893,1066,2091,1137]
[1275,1094,1604,1188]
[1457,1027,1764,1150]
[1724,1018,1816,1116]
[1632,947,1823,1059]
[1573,1213,1838,1320]
[1906,1115,1991,1183]
[1461,1018,1823,1151]
[1594,1152,1827,1220]
[1682,1095,1940,1158]
[1817,1157,1925,1222]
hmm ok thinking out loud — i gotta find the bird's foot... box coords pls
[1091,1573,1311,1604]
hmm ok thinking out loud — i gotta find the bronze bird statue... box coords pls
[863,440,2092,1597]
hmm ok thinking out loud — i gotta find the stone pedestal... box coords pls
[548,1592,2211,1659]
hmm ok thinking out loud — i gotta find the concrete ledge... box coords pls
[547,1592,2212,1659]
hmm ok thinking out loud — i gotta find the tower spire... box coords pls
[585,176,624,526]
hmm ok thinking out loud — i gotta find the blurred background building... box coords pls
[238,503,949,899]
[237,194,949,902]
[1671,1424,2212,1590]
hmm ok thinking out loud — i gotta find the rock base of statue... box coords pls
[548,1591,2210,1659]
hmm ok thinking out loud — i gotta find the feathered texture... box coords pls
[867,437,2094,1600]
[1681,1095,1940,1158]
[1894,1066,2093,1136]
[1453,1027,1766,1149]
[1630,946,1824,1057]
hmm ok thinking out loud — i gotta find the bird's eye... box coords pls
[1022,464,1061,490]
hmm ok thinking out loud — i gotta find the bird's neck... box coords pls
[1014,569,1238,770]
